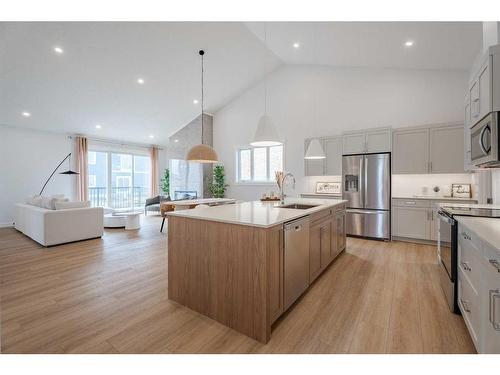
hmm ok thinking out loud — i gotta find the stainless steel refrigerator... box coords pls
[342,153,391,240]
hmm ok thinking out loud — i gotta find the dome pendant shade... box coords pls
[304,138,326,159]
[250,115,282,147]
[186,143,219,163]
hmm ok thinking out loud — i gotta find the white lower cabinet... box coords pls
[481,242,500,353]
[458,222,500,353]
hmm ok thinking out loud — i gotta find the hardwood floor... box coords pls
[0,216,475,353]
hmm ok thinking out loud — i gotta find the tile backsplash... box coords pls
[392,173,475,198]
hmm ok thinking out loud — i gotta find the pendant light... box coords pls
[186,50,219,163]
[305,139,325,159]
[250,23,281,147]
[304,24,325,160]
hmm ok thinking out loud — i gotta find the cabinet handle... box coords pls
[430,161,433,172]
[460,261,471,272]
[489,289,500,331]
[489,259,500,273]
[460,298,471,313]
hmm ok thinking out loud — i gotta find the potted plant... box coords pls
[209,165,229,198]
[161,168,170,197]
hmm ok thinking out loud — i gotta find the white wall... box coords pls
[0,126,168,226]
[0,126,77,226]
[392,174,474,198]
[214,65,468,201]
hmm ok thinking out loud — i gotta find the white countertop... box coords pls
[393,195,477,201]
[167,198,347,228]
[300,193,342,197]
[168,198,236,206]
[437,203,500,209]
[455,216,500,252]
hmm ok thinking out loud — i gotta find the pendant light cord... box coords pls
[200,50,205,144]
[264,22,267,115]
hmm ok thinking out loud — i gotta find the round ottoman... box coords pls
[103,214,126,228]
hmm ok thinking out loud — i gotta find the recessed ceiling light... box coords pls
[53,46,64,54]
[293,42,300,49]
[193,99,199,104]
[95,124,102,129]
[22,111,31,117]
[404,40,414,47]
[137,78,145,85]
[149,134,154,139]
[174,139,179,143]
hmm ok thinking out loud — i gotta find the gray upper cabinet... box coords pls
[429,125,465,174]
[324,137,342,175]
[342,133,366,155]
[342,128,391,155]
[469,56,492,124]
[464,93,473,171]
[392,124,465,174]
[365,129,391,153]
[392,128,430,174]
[304,138,325,176]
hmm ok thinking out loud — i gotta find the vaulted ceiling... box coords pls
[0,22,483,145]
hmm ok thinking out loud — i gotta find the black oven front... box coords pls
[437,210,459,313]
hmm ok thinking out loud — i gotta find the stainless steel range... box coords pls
[342,152,391,240]
[438,205,500,313]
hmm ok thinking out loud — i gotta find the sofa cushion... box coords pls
[54,201,91,210]
[42,196,69,210]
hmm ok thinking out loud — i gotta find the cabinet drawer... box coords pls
[457,235,482,293]
[392,198,431,208]
[483,243,500,278]
[457,223,481,250]
[458,268,480,347]
[310,208,332,223]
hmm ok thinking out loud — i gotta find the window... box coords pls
[88,150,151,210]
[88,151,96,165]
[237,145,283,183]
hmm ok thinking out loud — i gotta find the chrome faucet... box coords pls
[279,172,296,204]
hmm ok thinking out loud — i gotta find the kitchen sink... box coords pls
[279,203,318,210]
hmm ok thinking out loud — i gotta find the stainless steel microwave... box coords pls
[470,112,499,167]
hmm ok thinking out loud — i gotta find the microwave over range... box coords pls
[470,111,500,167]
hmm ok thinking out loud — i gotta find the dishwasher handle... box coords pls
[284,217,310,231]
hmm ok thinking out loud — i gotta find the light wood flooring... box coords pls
[0,216,475,354]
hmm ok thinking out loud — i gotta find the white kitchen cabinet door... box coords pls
[342,133,366,155]
[429,125,465,174]
[393,206,431,240]
[478,59,491,121]
[392,128,430,174]
[470,79,480,122]
[304,139,325,176]
[464,93,473,171]
[324,137,342,175]
[366,129,391,153]
[481,243,500,353]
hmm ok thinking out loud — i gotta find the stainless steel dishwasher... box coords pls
[284,216,310,310]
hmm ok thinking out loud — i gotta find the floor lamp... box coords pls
[39,153,79,196]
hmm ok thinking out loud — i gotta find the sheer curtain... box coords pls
[75,136,89,201]
[150,146,159,197]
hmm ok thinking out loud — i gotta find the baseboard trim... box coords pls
[392,236,436,246]
[0,222,14,228]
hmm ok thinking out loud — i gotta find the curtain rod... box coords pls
[68,135,165,151]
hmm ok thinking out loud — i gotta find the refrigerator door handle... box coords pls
[360,156,365,208]
[363,155,368,209]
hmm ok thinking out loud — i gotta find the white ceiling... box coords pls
[0,22,483,145]
[245,22,482,70]
[0,22,281,145]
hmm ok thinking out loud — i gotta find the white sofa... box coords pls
[14,203,104,247]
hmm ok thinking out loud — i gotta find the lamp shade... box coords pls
[250,115,282,147]
[304,138,326,159]
[186,144,219,163]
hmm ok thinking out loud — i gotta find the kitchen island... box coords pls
[167,198,347,343]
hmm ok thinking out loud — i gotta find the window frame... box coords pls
[235,143,285,185]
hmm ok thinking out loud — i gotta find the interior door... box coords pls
[342,155,364,209]
[364,153,390,210]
